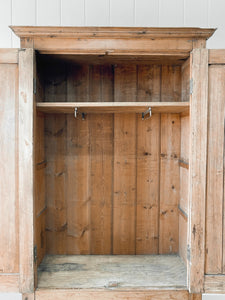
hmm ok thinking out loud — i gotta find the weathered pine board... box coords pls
[188,48,208,293]
[89,114,113,254]
[159,114,180,254]
[35,290,189,300]
[136,114,160,254]
[205,65,225,274]
[37,255,186,289]
[113,114,137,254]
[181,58,190,102]
[0,61,19,273]
[161,65,181,102]
[0,274,19,292]
[66,115,91,254]
[19,48,35,293]
[45,115,67,254]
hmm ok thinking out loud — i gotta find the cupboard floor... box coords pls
[37,255,187,290]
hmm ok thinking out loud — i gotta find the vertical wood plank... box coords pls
[0,60,19,273]
[159,114,180,254]
[205,65,225,274]
[181,58,190,102]
[114,65,137,102]
[161,65,181,102]
[45,115,67,254]
[136,114,160,254]
[89,114,113,254]
[67,64,89,102]
[137,65,161,102]
[19,48,34,293]
[188,48,208,293]
[66,115,91,254]
[113,114,136,254]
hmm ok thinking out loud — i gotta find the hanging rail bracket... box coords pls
[142,107,152,120]
[74,107,86,120]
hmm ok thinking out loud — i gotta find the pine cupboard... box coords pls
[0,27,224,299]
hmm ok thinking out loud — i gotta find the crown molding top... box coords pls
[10,26,216,40]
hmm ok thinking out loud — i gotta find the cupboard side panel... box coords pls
[113,113,136,254]
[205,65,225,274]
[0,63,19,273]
[136,114,160,254]
[159,114,180,254]
[188,48,208,293]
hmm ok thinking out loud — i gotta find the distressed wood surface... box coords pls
[208,49,225,64]
[36,102,189,114]
[159,114,180,254]
[136,114,160,254]
[35,289,189,300]
[188,48,208,293]
[0,274,19,292]
[0,59,19,273]
[37,255,186,289]
[19,48,35,293]
[113,113,136,254]
[204,275,225,293]
[205,65,225,274]
[0,49,18,64]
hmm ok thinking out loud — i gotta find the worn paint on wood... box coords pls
[37,255,187,289]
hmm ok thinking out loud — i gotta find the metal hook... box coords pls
[74,107,86,120]
[142,107,152,120]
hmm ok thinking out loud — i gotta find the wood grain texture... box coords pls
[161,65,181,102]
[0,49,18,63]
[37,255,186,289]
[209,49,225,64]
[205,65,225,274]
[204,275,225,293]
[159,114,180,254]
[35,290,189,300]
[0,61,19,273]
[36,102,190,114]
[0,274,19,292]
[89,114,113,254]
[136,114,160,254]
[113,114,136,254]
[22,293,35,300]
[181,58,190,102]
[45,115,67,254]
[137,65,161,102]
[114,65,137,102]
[19,48,35,293]
[66,115,91,254]
[188,48,208,293]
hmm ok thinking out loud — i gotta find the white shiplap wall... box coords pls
[0,0,225,48]
[0,0,225,299]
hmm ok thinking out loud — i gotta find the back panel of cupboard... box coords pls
[34,58,190,257]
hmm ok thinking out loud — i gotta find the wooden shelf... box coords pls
[36,102,189,114]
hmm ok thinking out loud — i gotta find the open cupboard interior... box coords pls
[2,26,215,297]
[34,53,190,289]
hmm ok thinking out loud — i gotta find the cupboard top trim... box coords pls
[10,27,215,56]
[10,26,215,40]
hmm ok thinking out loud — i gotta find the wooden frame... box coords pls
[8,26,217,298]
